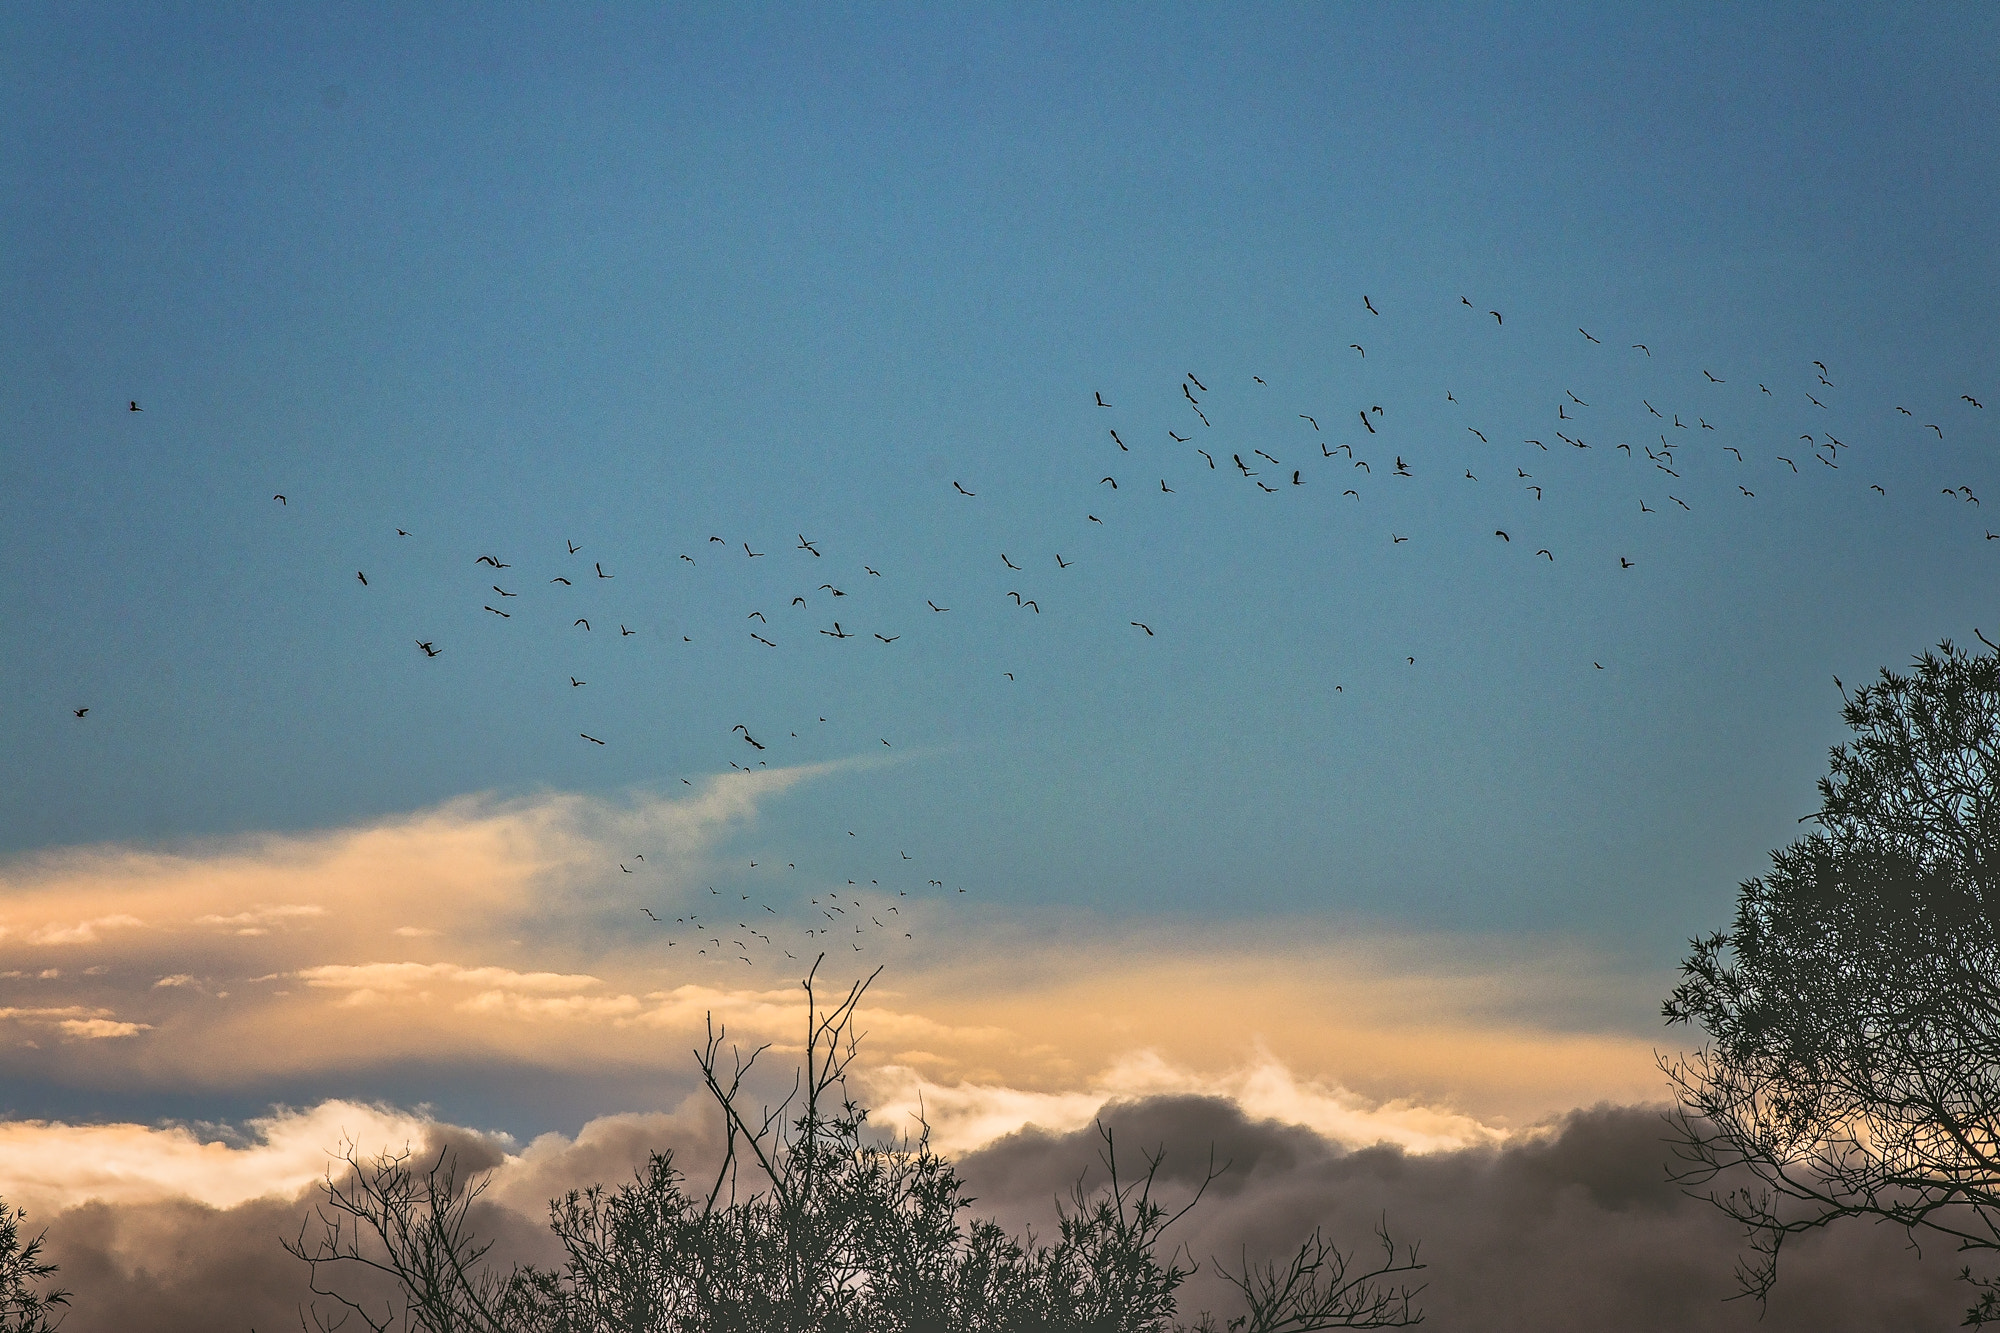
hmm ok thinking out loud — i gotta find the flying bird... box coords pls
[485,605,510,617]
[798,534,821,555]
[733,725,764,750]
[1001,553,1020,570]
[1197,449,1214,468]
[1704,370,1724,383]
[1161,479,1174,492]
[1489,310,1502,324]
[356,571,367,585]
[1131,622,1153,636]
[476,555,508,567]
[1350,344,1364,357]
[745,543,763,557]
[72,708,88,718]
[1537,549,1553,561]
[1633,344,1650,356]
[1619,557,1633,569]
[550,576,571,585]
[575,619,589,630]
[1095,392,1111,408]
[571,677,586,687]
[1361,412,1375,433]
[595,562,612,578]
[1100,476,1117,488]
[875,634,899,643]
[1187,373,1207,391]
[1300,415,1318,430]
[1467,428,1487,442]
[1363,295,1378,314]
[568,540,581,554]
[492,585,514,596]
[416,641,440,656]
[1965,395,1984,408]
[1110,429,1127,451]
[1580,329,1600,343]
[273,494,286,504]
[1495,530,1510,541]
[129,401,141,411]
[953,481,976,496]
[581,733,605,745]
[1169,431,1189,442]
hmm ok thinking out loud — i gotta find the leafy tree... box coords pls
[1663,636,2000,1320]
[0,1201,67,1333]
[292,960,1425,1332]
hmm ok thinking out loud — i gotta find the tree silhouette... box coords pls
[0,1202,66,1333]
[291,959,1425,1332]
[1663,636,2000,1321]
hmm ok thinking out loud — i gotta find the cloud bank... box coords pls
[10,1097,1971,1333]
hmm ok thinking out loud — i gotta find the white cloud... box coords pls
[27,914,146,945]
[0,1101,438,1216]
[58,1018,150,1040]
[296,963,605,994]
[864,1049,1509,1157]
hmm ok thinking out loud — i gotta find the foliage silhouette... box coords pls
[1663,635,2000,1322]
[290,959,1424,1332]
[0,1202,66,1333]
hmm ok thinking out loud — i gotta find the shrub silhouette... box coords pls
[0,1202,66,1333]
[291,961,1424,1332]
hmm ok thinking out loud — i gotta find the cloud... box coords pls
[0,779,1671,1146]
[864,1048,1506,1157]
[56,1019,149,1040]
[10,1097,1975,1333]
[23,916,146,946]
[0,1101,439,1218]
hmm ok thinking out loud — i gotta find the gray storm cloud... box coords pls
[24,1098,1968,1332]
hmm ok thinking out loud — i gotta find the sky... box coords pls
[2,5,1998,1328]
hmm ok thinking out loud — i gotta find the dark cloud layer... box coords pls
[959,1098,1966,1332]
[29,1100,1969,1331]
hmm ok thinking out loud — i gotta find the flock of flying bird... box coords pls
[101,295,1991,970]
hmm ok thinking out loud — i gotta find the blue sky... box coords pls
[1,4,1997,1149]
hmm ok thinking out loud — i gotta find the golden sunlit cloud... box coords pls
[0,772,1676,1221]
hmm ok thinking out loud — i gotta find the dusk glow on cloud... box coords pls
[4,5,1997,1328]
